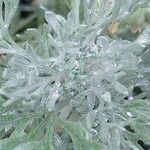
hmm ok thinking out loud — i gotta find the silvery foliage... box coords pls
[0,0,150,149]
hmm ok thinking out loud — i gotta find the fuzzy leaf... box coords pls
[113,81,128,95]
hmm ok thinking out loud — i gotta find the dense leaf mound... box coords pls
[0,0,150,149]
